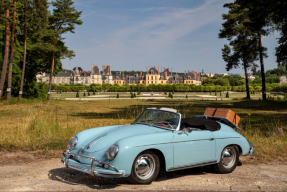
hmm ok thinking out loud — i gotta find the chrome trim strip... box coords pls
[133,138,216,148]
[167,160,217,172]
[216,137,240,140]
[87,134,107,149]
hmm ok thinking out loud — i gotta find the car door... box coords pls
[173,130,216,168]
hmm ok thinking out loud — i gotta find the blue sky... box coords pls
[61,0,280,74]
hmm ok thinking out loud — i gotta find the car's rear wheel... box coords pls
[129,150,160,184]
[214,145,239,174]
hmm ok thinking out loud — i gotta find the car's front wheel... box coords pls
[129,150,160,184]
[214,145,239,174]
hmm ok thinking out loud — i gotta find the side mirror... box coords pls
[185,128,192,133]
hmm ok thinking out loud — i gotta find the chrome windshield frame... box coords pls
[132,108,181,131]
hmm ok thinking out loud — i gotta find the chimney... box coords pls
[155,66,156,69]
[84,70,86,76]
[171,68,172,76]
[176,73,178,78]
[146,66,148,74]
[161,68,162,73]
[119,71,121,74]
[87,70,90,73]
[164,67,165,71]
[91,64,95,72]
[185,70,186,77]
[158,66,159,74]
[165,71,167,79]
[102,65,105,72]
[107,65,110,71]
[136,74,138,77]
[149,66,151,70]
[65,70,67,73]
[140,72,142,79]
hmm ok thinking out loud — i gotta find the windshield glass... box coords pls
[133,109,180,130]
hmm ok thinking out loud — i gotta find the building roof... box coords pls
[149,67,158,74]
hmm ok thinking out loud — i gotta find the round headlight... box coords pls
[106,144,119,161]
[67,136,78,151]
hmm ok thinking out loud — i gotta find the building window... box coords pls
[92,76,94,79]
[151,81,153,84]
[151,76,153,80]
[191,81,193,84]
[155,76,157,80]
[188,76,191,80]
[133,80,135,84]
[155,81,157,84]
[85,79,88,84]
[181,80,183,83]
[161,81,163,84]
[172,80,174,84]
[177,81,179,83]
[151,70,154,74]
[148,76,150,80]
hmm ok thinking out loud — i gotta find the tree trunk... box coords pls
[244,61,250,99]
[7,0,17,102]
[18,0,27,102]
[258,30,266,100]
[47,49,54,100]
[0,7,10,100]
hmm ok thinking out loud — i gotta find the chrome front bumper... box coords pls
[62,150,124,177]
[249,142,254,155]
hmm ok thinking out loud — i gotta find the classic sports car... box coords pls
[62,108,254,184]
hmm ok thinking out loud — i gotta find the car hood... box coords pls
[79,124,163,152]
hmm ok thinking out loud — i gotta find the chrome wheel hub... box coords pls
[135,154,155,180]
[222,147,236,168]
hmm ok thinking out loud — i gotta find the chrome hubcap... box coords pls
[222,147,236,168]
[135,154,155,180]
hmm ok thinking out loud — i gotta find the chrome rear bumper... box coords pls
[62,150,123,177]
[249,142,254,155]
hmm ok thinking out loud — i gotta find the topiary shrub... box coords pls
[215,91,217,96]
[186,95,188,99]
[226,92,229,98]
[88,92,90,96]
[76,91,79,97]
[83,92,86,96]
[210,91,212,95]
[117,93,119,98]
[134,93,136,97]
[138,90,140,95]
[93,90,95,95]
[274,92,277,96]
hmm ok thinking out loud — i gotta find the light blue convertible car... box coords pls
[62,108,254,184]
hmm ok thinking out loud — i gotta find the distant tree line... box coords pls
[52,82,287,93]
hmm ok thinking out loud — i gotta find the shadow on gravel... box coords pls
[48,165,218,189]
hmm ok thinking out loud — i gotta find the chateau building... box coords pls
[36,64,202,86]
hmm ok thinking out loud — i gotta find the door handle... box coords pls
[209,138,214,141]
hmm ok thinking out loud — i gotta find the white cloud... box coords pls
[91,0,229,55]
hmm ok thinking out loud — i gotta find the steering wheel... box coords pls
[153,121,173,129]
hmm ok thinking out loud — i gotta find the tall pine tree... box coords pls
[236,0,270,100]
[219,3,259,99]
[47,0,82,100]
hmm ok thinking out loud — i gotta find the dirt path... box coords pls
[0,154,287,191]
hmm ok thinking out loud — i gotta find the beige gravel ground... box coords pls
[0,153,287,191]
